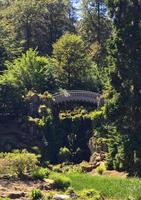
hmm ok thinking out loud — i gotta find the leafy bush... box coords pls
[2,49,59,93]
[79,161,92,173]
[82,189,104,200]
[31,189,43,200]
[106,131,126,171]
[0,150,39,177]
[66,186,76,195]
[66,187,78,199]
[59,147,71,162]
[31,167,50,180]
[52,164,62,173]
[49,173,71,190]
[96,163,106,175]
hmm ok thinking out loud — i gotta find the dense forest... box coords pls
[1,1,141,196]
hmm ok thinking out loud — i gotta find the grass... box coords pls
[66,172,141,199]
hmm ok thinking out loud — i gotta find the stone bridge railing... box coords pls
[53,90,103,106]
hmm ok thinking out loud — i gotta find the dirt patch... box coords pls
[103,170,128,177]
[91,169,128,178]
[0,179,50,199]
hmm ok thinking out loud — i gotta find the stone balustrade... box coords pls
[53,90,103,106]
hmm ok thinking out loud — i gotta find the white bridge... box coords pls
[53,90,103,106]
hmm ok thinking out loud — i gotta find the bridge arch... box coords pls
[53,90,103,107]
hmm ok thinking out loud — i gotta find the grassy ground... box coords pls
[67,172,141,199]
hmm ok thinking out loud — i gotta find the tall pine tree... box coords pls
[0,0,75,58]
[78,0,111,66]
[105,0,141,175]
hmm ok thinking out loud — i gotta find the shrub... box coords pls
[31,189,43,200]
[82,189,104,200]
[0,150,39,177]
[66,187,75,195]
[59,147,71,162]
[79,161,92,173]
[96,163,106,175]
[66,187,78,198]
[52,164,62,173]
[49,173,71,190]
[31,167,50,180]
[2,49,58,93]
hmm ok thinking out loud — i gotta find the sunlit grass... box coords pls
[67,172,141,199]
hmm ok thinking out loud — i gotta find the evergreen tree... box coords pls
[0,0,75,58]
[78,0,111,67]
[105,0,141,175]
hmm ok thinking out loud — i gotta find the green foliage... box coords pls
[59,147,71,162]
[1,49,58,93]
[0,0,75,58]
[31,167,50,180]
[53,33,98,90]
[105,128,129,171]
[96,163,106,175]
[78,161,92,173]
[59,107,88,121]
[52,164,62,173]
[31,189,43,200]
[78,0,111,68]
[79,0,109,43]
[2,0,141,179]
[82,188,103,200]
[26,91,54,129]
[0,198,10,200]
[88,109,103,120]
[67,172,141,199]
[65,186,76,194]
[28,99,93,163]
[103,0,141,175]
[0,1,103,168]
[26,90,56,162]
[0,150,39,177]
[57,106,93,163]
[49,173,71,190]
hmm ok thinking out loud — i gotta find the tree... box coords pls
[0,1,9,69]
[78,0,111,67]
[0,0,75,58]
[53,33,98,90]
[105,0,141,175]
[1,49,59,93]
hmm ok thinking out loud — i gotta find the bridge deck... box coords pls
[53,90,102,106]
